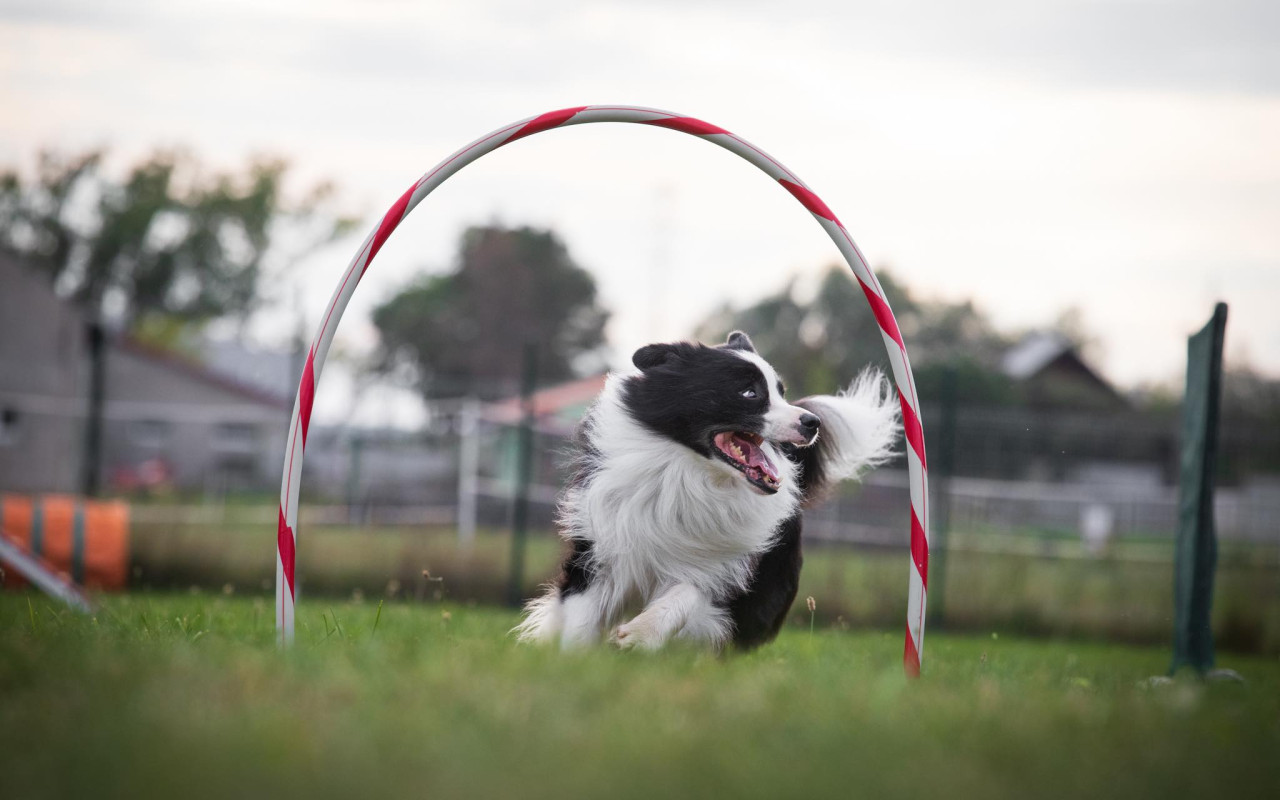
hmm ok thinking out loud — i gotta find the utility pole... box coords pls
[80,320,107,497]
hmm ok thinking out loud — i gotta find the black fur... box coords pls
[623,338,772,459]
[723,331,755,352]
[558,536,595,597]
[722,421,833,651]
[725,515,804,649]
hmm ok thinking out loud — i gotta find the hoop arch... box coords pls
[275,106,930,675]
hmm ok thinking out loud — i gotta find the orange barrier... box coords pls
[0,494,130,590]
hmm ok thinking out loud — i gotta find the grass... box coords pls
[131,523,1280,653]
[2,593,1278,799]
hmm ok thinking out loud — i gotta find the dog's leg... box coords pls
[559,582,611,649]
[676,596,733,648]
[612,583,730,650]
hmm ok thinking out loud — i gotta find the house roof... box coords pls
[197,338,298,401]
[1000,331,1128,409]
[1001,331,1074,380]
[115,337,292,410]
[488,373,608,424]
[2,252,293,411]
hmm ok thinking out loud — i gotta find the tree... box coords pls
[1212,366,1280,476]
[1,149,353,333]
[372,225,610,399]
[696,265,1016,404]
[0,148,355,493]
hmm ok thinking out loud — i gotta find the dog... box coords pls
[514,331,900,651]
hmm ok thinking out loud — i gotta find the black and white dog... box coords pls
[515,331,899,651]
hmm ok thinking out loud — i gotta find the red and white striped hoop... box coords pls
[276,106,930,675]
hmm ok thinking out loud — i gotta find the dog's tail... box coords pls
[791,369,901,506]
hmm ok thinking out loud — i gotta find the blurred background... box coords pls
[1,0,1277,651]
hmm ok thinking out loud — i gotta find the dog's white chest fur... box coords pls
[569,375,800,605]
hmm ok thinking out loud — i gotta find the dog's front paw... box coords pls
[609,623,634,649]
[610,619,662,650]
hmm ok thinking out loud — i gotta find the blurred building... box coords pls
[102,339,290,494]
[0,254,290,495]
[487,373,607,427]
[0,253,87,492]
[1001,331,1128,410]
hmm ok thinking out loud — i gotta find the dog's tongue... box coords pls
[732,433,779,482]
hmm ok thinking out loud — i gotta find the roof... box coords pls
[115,337,293,410]
[197,338,298,400]
[488,373,608,424]
[1001,331,1074,380]
[1000,331,1128,409]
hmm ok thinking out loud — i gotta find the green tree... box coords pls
[696,265,1016,404]
[1,149,353,333]
[0,148,355,493]
[1215,366,1280,476]
[372,225,610,400]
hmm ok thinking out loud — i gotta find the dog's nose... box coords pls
[798,412,821,434]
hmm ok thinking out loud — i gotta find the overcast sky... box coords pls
[3,0,1278,420]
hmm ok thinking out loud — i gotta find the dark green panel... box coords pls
[1170,303,1227,675]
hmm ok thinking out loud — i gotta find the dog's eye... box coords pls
[740,388,757,399]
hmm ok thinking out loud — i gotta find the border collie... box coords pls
[514,331,899,651]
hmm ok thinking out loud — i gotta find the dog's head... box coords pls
[622,331,820,495]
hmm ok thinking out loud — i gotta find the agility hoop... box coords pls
[275,106,930,676]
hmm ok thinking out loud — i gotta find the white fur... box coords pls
[801,370,901,484]
[612,582,730,650]
[513,365,900,650]
[732,350,814,444]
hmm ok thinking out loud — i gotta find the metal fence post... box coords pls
[506,343,537,607]
[457,398,481,551]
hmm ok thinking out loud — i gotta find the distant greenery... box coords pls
[0,148,354,334]
[1220,367,1280,474]
[1,594,1277,799]
[372,225,610,399]
[696,266,1019,404]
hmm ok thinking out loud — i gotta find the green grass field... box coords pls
[130,522,1280,653]
[2,593,1277,799]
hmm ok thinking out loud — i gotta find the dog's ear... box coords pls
[633,343,677,371]
[724,331,755,353]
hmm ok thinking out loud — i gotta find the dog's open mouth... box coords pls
[712,431,780,494]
